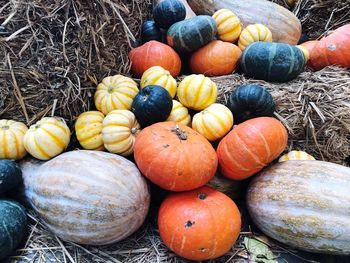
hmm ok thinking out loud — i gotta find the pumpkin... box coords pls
[247,160,350,255]
[128,40,181,77]
[189,40,242,76]
[296,45,310,61]
[177,74,217,111]
[141,20,162,43]
[217,117,288,180]
[134,122,217,191]
[167,16,217,53]
[24,117,70,160]
[154,0,196,19]
[0,160,22,194]
[140,66,177,98]
[192,103,233,141]
[240,42,306,82]
[131,85,173,128]
[158,186,241,261]
[94,75,139,115]
[227,84,275,124]
[0,119,28,160]
[166,100,191,126]
[0,199,27,260]
[75,111,104,151]
[187,0,301,44]
[238,24,273,50]
[309,24,350,70]
[153,0,186,29]
[279,150,315,162]
[102,110,140,156]
[21,150,150,245]
[212,9,241,43]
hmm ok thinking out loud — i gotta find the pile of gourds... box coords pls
[1,0,350,261]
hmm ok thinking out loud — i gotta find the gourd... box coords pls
[166,100,191,126]
[177,74,217,111]
[296,45,310,61]
[21,150,150,245]
[75,111,104,151]
[279,150,315,162]
[131,85,173,128]
[240,42,306,82]
[102,110,140,156]
[187,0,301,44]
[128,40,181,77]
[158,186,241,261]
[192,103,233,141]
[227,84,275,123]
[167,16,217,53]
[153,0,186,29]
[217,117,288,180]
[238,24,272,50]
[94,75,139,115]
[0,119,28,160]
[189,40,242,76]
[247,160,350,255]
[134,122,217,191]
[23,117,70,160]
[141,20,162,43]
[140,66,177,98]
[154,0,196,19]
[212,9,241,43]
[0,160,22,194]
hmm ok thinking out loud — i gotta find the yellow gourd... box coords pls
[279,150,315,162]
[212,9,241,43]
[166,100,191,126]
[238,24,273,50]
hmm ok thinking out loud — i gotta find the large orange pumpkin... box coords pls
[128,40,181,77]
[158,186,241,261]
[189,40,242,76]
[134,122,217,191]
[217,117,288,180]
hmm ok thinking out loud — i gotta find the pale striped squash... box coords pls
[238,24,272,50]
[0,119,28,160]
[212,9,241,43]
[166,100,191,126]
[279,150,315,162]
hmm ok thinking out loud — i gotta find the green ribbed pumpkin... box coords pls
[240,42,306,82]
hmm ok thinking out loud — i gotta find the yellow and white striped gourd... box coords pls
[102,110,140,156]
[166,100,191,126]
[212,9,242,43]
[192,103,233,141]
[279,150,315,162]
[0,119,28,160]
[238,24,273,50]
[94,75,139,115]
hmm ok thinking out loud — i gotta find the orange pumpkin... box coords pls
[217,117,288,180]
[189,40,242,76]
[134,122,217,191]
[128,40,181,77]
[158,186,241,261]
[301,40,318,66]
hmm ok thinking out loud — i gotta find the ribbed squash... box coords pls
[279,150,315,162]
[0,160,22,194]
[247,160,350,255]
[141,20,162,43]
[0,120,28,160]
[75,111,104,151]
[166,100,191,126]
[153,0,186,29]
[192,103,233,141]
[238,24,272,50]
[212,9,241,43]
[140,66,177,98]
[102,110,140,156]
[154,0,196,19]
[94,75,139,115]
[24,117,70,160]
[21,150,150,245]
[177,74,217,111]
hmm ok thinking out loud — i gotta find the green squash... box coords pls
[0,160,22,194]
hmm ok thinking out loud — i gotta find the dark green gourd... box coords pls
[141,20,162,44]
[0,160,22,194]
[153,0,186,29]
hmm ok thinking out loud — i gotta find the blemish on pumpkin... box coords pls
[185,220,195,228]
[198,193,206,200]
[327,44,337,51]
[199,248,209,252]
[163,144,170,148]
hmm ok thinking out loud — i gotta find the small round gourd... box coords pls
[0,160,22,194]
[75,111,104,151]
[212,9,241,43]
[238,24,272,50]
[24,117,71,160]
[102,110,140,156]
[192,103,233,141]
[141,20,162,43]
[94,75,139,115]
[140,66,177,98]
[166,100,191,126]
[177,74,217,111]
[279,150,315,162]
[0,119,28,160]
[153,0,186,29]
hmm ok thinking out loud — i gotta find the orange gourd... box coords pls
[128,40,181,77]
[158,186,241,261]
[134,122,217,191]
[189,40,242,76]
[217,117,288,180]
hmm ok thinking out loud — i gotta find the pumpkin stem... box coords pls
[131,127,139,134]
[171,125,187,140]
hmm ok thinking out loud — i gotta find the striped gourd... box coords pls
[166,100,191,126]
[247,160,350,255]
[0,119,28,160]
[24,117,70,160]
[279,150,315,162]
[212,9,241,43]
[21,150,150,245]
[238,24,272,50]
